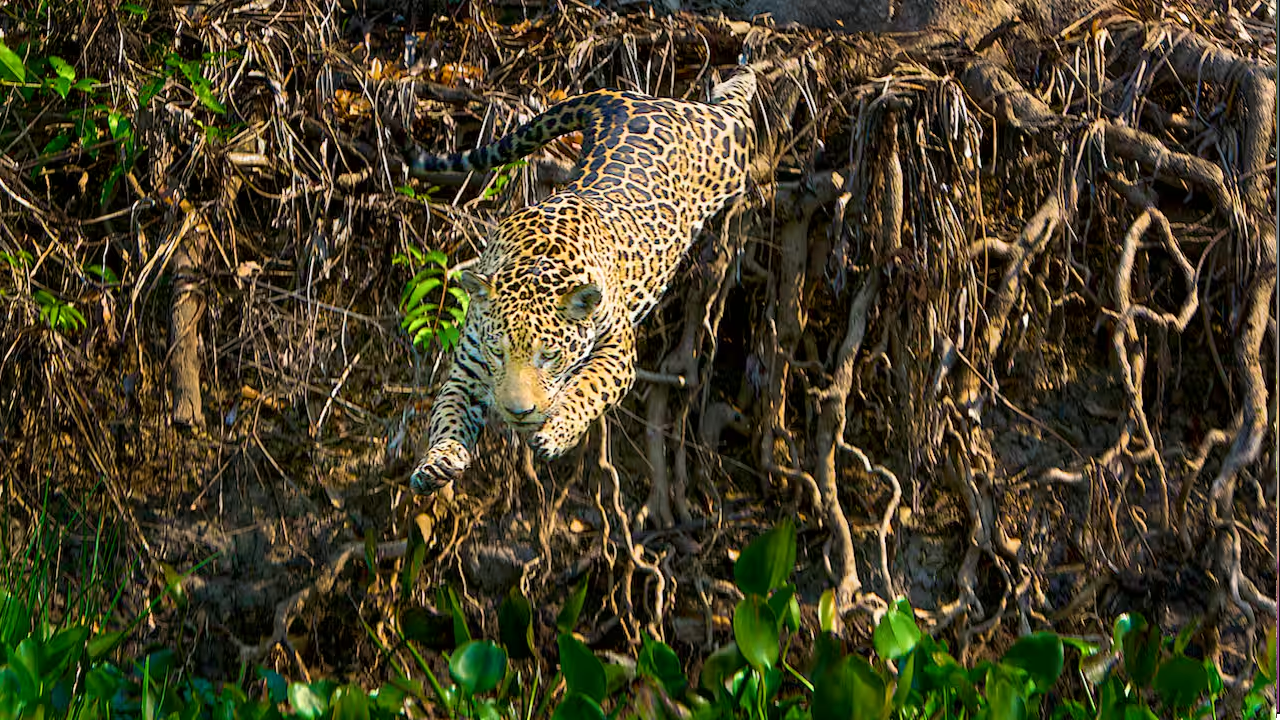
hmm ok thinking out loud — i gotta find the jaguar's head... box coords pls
[460,262,603,431]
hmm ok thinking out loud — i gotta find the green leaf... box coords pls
[986,664,1028,720]
[288,682,329,719]
[424,250,448,268]
[0,40,26,82]
[73,78,96,93]
[1117,613,1160,688]
[699,642,747,693]
[139,76,164,108]
[812,655,887,720]
[498,587,535,660]
[256,667,288,704]
[1050,699,1092,720]
[893,645,917,709]
[0,592,29,648]
[818,589,837,634]
[107,111,131,140]
[766,584,800,633]
[330,684,370,720]
[1153,655,1208,708]
[403,277,442,312]
[732,595,779,672]
[558,633,606,703]
[1000,632,1064,692]
[44,624,89,677]
[872,599,921,661]
[85,663,124,702]
[551,692,605,720]
[434,585,470,647]
[1259,624,1276,683]
[438,324,461,350]
[193,82,226,114]
[1122,706,1159,720]
[449,640,507,696]
[49,56,75,81]
[398,518,426,599]
[733,520,797,597]
[119,2,149,17]
[637,632,687,697]
[10,637,41,701]
[50,76,72,98]
[556,573,590,634]
[399,607,453,650]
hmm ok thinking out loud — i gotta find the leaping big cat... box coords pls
[408,68,757,493]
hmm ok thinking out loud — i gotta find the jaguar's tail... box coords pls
[410,91,604,174]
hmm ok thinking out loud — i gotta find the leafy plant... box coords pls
[34,289,85,332]
[482,160,528,201]
[394,247,470,352]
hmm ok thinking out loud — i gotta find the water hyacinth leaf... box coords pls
[85,663,124,702]
[1153,655,1208,708]
[551,692,605,720]
[449,640,507,696]
[498,587,535,660]
[45,624,90,676]
[766,584,799,632]
[1260,625,1276,683]
[603,661,635,697]
[437,586,470,646]
[399,519,426,599]
[556,572,590,634]
[10,638,40,701]
[288,682,328,719]
[557,633,606,703]
[699,642,747,693]
[732,595,779,672]
[818,589,837,634]
[257,667,288,704]
[329,684,370,720]
[733,520,796,597]
[1000,632,1064,691]
[638,632,687,697]
[1118,614,1160,688]
[399,602,455,648]
[0,592,29,648]
[986,664,1028,720]
[872,599,921,661]
[812,655,887,720]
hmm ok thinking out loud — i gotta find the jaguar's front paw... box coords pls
[528,423,582,460]
[410,440,471,494]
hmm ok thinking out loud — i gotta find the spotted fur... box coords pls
[410,69,757,493]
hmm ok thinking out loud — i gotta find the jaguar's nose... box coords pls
[506,404,536,419]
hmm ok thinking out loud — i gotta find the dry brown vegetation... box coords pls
[0,0,1275,697]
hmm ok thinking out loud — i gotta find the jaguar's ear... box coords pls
[559,283,602,321]
[458,269,491,301]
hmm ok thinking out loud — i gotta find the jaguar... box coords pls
[409,68,757,493]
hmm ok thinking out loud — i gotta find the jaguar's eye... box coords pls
[539,348,561,366]
[490,344,505,359]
